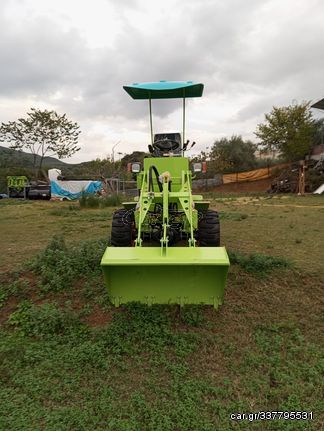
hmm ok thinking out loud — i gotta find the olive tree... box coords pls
[0,108,81,176]
[255,102,314,161]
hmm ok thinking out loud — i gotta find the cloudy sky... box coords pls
[1,0,324,163]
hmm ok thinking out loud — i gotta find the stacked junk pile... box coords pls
[269,156,324,194]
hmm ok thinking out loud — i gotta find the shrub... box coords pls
[79,194,100,208]
[100,194,121,207]
[29,236,108,292]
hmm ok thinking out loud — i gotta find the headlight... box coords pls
[127,162,141,173]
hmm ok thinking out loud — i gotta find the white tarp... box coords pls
[48,169,102,200]
[313,183,324,194]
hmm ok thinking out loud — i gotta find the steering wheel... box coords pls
[153,139,180,151]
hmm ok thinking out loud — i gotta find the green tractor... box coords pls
[7,176,29,198]
[101,81,229,307]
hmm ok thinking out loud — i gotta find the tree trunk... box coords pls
[33,153,38,180]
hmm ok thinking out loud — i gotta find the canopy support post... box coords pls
[182,92,186,156]
[149,95,153,145]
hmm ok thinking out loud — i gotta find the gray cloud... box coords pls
[0,0,324,161]
[0,12,88,96]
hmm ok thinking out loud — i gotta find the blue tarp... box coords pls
[50,180,102,200]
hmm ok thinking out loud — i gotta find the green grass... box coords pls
[48,205,81,216]
[219,211,248,221]
[0,299,323,430]
[0,200,114,272]
[0,279,31,308]
[79,193,122,208]
[29,235,108,292]
[8,301,83,337]
[211,194,324,274]
[0,199,30,206]
[228,250,291,278]
[0,193,323,429]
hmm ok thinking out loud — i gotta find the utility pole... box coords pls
[117,151,124,161]
[112,141,120,163]
[205,146,209,192]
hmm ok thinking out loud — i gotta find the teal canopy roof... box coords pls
[311,98,324,110]
[123,81,204,99]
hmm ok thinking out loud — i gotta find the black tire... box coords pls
[198,209,220,247]
[111,209,134,246]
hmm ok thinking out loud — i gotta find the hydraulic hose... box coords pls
[148,165,162,192]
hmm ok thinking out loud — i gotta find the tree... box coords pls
[79,157,114,178]
[208,135,257,174]
[255,102,315,161]
[120,151,149,167]
[313,118,324,147]
[0,108,81,177]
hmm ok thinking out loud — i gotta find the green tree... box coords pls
[120,151,148,167]
[208,135,257,174]
[78,157,114,177]
[313,118,324,147]
[0,108,80,177]
[255,102,315,161]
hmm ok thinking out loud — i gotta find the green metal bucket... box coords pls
[101,247,229,308]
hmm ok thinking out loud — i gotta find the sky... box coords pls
[0,0,324,163]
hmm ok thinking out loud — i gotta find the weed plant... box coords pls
[8,301,83,337]
[229,250,291,278]
[0,280,31,309]
[29,236,108,292]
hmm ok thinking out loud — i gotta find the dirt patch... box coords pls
[0,270,40,325]
[83,304,113,327]
[0,296,19,326]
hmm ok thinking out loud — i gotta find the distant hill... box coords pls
[0,146,72,169]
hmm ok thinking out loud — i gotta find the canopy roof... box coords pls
[123,81,204,99]
[311,98,324,110]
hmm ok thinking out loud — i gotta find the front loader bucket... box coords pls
[101,247,229,308]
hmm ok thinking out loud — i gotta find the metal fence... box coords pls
[105,176,224,195]
[106,178,138,196]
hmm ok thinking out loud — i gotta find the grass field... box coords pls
[0,194,323,430]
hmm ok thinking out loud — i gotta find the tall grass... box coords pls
[79,194,121,209]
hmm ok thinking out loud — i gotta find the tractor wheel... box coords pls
[111,209,134,247]
[198,209,220,246]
